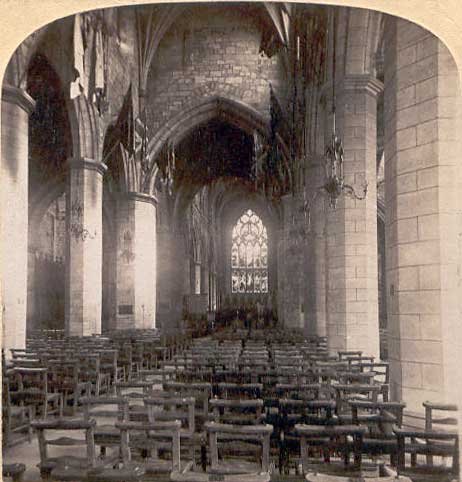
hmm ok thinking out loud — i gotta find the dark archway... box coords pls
[26,53,71,335]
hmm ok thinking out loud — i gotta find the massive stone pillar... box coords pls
[1,85,35,355]
[210,272,217,311]
[201,265,210,308]
[384,18,462,411]
[65,158,106,336]
[194,263,201,295]
[305,161,328,337]
[325,75,382,358]
[278,194,305,329]
[157,226,189,331]
[114,192,157,330]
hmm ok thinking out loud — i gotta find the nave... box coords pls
[2,2,462,481]
[2,328,459,482]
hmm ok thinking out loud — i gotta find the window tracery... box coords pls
[231,209,268,293]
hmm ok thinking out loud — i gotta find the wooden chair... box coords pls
[2,463,26,482]
[336,369,377,386]
[144,396,198,467]
[343,400,406,465]
[163,381,212,429]
[171,422,273,482]
[303,473,411,482]
[10,357,43,369]
[81,396,129,459]
[278,399,337,474]
[47,358,88,414]
[2,375,33,447]
[75,353,107,396]
[216,382,263,400]
[333,384,381,415]
[88,420,188,480]
[337,350,363,361]
[295,423,368,478]
[423,401,459,467]
[207,422,273,477]
[394,426,459,481]
[209,398,265,426]
[31,418,99,481]
[359,361,390,401]
[139,367,177,385]
[116,343,134,381]
[10,367,62,418]
[99,349,124,392]
[115,380,154,421]
[275,383,322,401]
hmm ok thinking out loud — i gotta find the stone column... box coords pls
[278,194,304,329]
[325,75,382,358]
[157,227,189,331]
[194,263,201,295]
[65,158,106,336]
[201,265,210,308]
[385,18,462,411]
[211,272,217,311]
[1,85,35,355]
[305,161,328,337]
[114,192,157,330]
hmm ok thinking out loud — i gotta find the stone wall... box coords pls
[384,17,462,410]
[147,4,284,132]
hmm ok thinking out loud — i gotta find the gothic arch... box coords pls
[67,94,102,162]
[342,9,385,76]
[146,95,290,196]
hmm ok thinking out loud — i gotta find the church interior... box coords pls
[1,2,461,481]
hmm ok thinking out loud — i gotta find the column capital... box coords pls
[320,75,384,100]
[343,74,384,96]
[2,84,35,114]
[126,191,158,206]
[68,157,107,176]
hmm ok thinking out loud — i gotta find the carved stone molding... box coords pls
[2,84,35,114]
[68,157,107,176]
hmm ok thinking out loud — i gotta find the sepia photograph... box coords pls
[0,0,461,480]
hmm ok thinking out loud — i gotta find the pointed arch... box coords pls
[146,95,290,195]
[67,94,102,162]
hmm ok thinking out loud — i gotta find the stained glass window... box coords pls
[231,209,268,293]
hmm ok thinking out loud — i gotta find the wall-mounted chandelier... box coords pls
[293,7,367,239]
[318,7,368,208]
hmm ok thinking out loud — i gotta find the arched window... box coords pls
[231,209,268,293]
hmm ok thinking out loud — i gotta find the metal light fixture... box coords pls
[322,7,367,209]
[296,7,367,236]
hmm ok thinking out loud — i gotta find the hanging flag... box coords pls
[92,21,105,110]
[259,28,284,58]
[102,85,134,164]
[70,14,86,99]
[269,84,284,138]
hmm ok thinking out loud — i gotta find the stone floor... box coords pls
[3,427,89,481]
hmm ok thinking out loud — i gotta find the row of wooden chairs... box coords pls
[4,331,460,482]
[84,373,460,481]
[25,388,459,482]
[30,416,273,482]
[2,331,191,447]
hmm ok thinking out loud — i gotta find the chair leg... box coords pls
[201,441,207,472]
[27,406,33,443]
[40,468,51,482]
